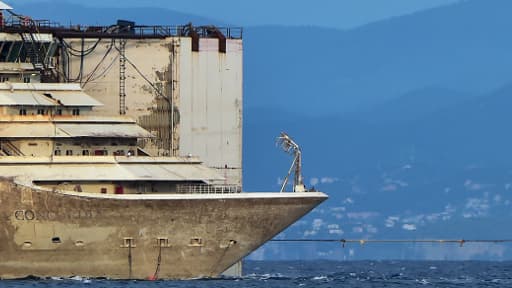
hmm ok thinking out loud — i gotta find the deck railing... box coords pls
[176,184,241,194]
[0,19,243,39]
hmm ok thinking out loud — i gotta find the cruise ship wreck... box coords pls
[0,2,327,279]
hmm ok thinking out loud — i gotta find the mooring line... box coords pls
[270,239,512,247]
[128,243,132,279]
[150,244,163,281]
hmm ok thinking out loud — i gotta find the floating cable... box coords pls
[61,38,102,57]
[270,239,512,248]
[82,39,116,87]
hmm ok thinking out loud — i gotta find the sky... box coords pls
[13,0,461,29]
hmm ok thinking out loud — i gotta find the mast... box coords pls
[277,132,306,192]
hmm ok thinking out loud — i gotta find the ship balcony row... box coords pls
[0,138,139,157]
[0,105,92,117]
[0,155,232,195]
[0,82,103,116]
[34,181,242,195]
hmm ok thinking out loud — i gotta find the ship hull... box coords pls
[0,179,327,279]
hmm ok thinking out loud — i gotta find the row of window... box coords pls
[0,76,31,83]
[19,109,80,116]
[55,142,136,146]
[54,149,135,156]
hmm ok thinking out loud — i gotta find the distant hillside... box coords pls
[409,83,512,166]
[244,0,512,116]
[354,87,474,124]
[245,83,512,187]
[245,83,512,260]
[14,2,222,26]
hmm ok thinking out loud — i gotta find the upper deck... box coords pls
[0,3,244,186]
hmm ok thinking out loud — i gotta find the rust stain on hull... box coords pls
[0,179,326,279]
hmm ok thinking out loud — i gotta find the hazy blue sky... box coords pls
[14,0,461,29]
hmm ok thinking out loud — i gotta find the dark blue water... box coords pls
[1,261,512,287]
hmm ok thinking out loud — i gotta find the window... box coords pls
[0,76,9,82]
[54,150,61,156]
[19,109,27,115]
[189,237,204,247]
[55,109,62,116]
[37,109,45,115]
[157,237,169,248]
[122,237,135,248]
[65,150,73,156]
[72,109,80,116]
[137,184,147,193]
[100,188,107,194]
[23,77,30,83]
[115,186,124,194]
[82,150,89,156]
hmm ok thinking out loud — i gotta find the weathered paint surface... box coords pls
[179,38,243,186]
[0,179,326,279]
[63,37,242,186]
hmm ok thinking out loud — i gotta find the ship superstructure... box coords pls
[0,2,327,279]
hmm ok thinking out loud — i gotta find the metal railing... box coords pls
[0,141,24,156]
[4,18,61,29]
[176,184,241,194]
[0,18,243,39]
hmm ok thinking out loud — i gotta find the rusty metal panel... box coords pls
[64,38,177,153]
[62,37,243,185]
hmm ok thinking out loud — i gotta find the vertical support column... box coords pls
[119,38,127,115]
[170,38,180,156]
[121,237,136,279]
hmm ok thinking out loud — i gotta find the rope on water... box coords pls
[270,239,512,247]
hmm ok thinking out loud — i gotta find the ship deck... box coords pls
[55,190,328,200]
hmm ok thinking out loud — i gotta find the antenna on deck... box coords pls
[277,132,305,192]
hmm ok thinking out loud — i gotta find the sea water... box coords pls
[1,260,512,287]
